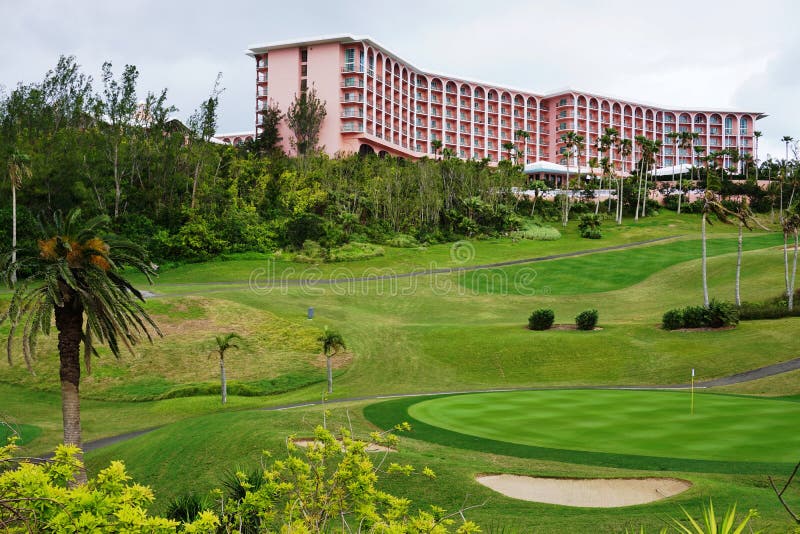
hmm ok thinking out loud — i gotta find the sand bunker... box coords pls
[476,475,691,507]
[291,438,395,453]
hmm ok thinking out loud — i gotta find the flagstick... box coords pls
[691,368,695,416]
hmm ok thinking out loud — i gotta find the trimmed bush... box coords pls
[706,299,739,328]
[681,306,707,329]
[575,309,599,330]
[661,309,684,330]
[662,300,740,330]
[528,308,555,331]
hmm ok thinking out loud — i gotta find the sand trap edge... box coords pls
[291,438,395,453]
[476,474,692,508]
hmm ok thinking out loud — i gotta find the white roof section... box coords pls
[653,164,694,176]
[214,131,256,138]
[523,161,598,176]
[246,34,765,118]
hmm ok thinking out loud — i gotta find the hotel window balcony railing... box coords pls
[341,110,363,119]
[446,87,456,94]
[342,80,365,88]
[257,88,268,97]
[725,129,733,135]
[341,65,364,73]
[710,118,721,124]
[341,123,364,133]
[740,130,748,136]
[341,95,365,103]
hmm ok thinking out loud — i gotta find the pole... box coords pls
[691,368,695,415]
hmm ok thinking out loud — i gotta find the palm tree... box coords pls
[318,326,345,394]
[753,130,762,181]
[431,139,442,160]
[700,189,733,308]
[560,131,582,226]
[588,157,601,214]
[515,129,530,165]
[633,135,649,220]
[212,333,241,405]
[677,132,700,214]
[1,209,160,484]
[642,139,662,217]
[732,198,767,306]
[617,138,632,224]
[782,212,800,311]
[501,141,516,163]
[7,150,31,285]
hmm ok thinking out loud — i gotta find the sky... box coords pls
[1,0,798,160]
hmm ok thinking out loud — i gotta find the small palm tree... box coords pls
[515,129,530,165]
[1,209,160,484]
[7,150,31,285]
[501,141,516,163]
[318,327,345,394]
[700,190,733,308]
[212,333,241,405]
[732,198,768,306]
[617,138,632,224]
[782,212,800,311]
[431,139,442,160]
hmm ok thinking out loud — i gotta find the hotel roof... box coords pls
[247,34,765,119]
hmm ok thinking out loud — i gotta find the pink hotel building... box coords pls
[244,34,764,173]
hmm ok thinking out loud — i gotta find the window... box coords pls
[725,117,733,135]
[739,117,748,135]
[359,51,364,72]
[344,76,356,87]
[300,49,308,62]
[300,79,307,92]
[344,48,355,70]
[301,65,307,77]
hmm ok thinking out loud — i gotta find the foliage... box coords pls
[511,224,561,241]
[286,87,327,155]
[578,213,602,239]
[662,301,739,330]
[672,500,758,534]
[575,309,598,330]
[528,308,555,331]
[738,290,800,320]
[0,428,482,533]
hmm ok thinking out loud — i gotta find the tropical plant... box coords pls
[671,500,758,534]
[782,212,800,311]
[700,191,733,307]
[502,140,516,163]
[431,138,443,159]
[617,138,632,224]
[318,326,346,393]
[0,209,160,484]
[732,198,767,306]
[578,213,602,239]
[561,131,585,226]
[515,129,530,165]
[7,150,31,285]
[211,332,241,405]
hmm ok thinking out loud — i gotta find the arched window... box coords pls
[725,116,733,134]
[739,116,748,135]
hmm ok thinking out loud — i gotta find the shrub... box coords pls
[528,308,555,330]
[705,299,739,328]
[578,214,602,239]
[681,305,707,329]
[327,242,385,262]
[575,309,598,330]
[661,309,684,330]
[385,234,419,248]
[512,225,562,241]
[165,493,209,523]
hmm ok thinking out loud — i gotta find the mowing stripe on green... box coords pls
[363,391,799,475]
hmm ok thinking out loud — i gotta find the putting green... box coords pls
[407,390,800,464]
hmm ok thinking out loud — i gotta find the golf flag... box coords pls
[690,368,695,415]
[692,368,695,377]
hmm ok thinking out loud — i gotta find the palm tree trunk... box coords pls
[677,170,683,215]
[736,221,743,306]
[785,230,791,309]
[326,355,333,394]
[54,292,87,485]
[702,213,709,308]
[635,158,643,221]
[791,230,799,312]
[220,357,227,404]
[11,185,17,285]
[595,175,602,215]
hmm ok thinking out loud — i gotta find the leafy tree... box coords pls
[7,150,30,284]
[286,87,327,155]
[431,138,443,159]
[318,326,345,393]
[0,209,160,484]
[211,332,241,405]
[187,73,224,209]
[501,140,515,163]
[249,101,283,154]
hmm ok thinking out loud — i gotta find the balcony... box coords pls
[340,95,364,104]
[341,65,364,73]
[341,110,364,118]
[341,80,365,88]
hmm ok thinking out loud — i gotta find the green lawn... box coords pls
[406,390,800,464]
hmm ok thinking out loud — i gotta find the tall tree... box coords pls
[732,198,767,306]
[616,138,632,224]
[754,130,762,181]
[7,150,31,284]
[188,73,224,209]
[95,62,140,219]
[318,327,345,394]
[286,87,327,156]
[515,129,530,165]
[250,101,283,155]
[211,333,241,405]
[1,209,160,484]
[782,212,800,311]
[501,141,515,163]
[700,171,732,308]
[431,139,443,160]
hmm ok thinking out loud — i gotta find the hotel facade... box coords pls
[246,35,764,173]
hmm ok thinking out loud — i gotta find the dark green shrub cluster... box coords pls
[528,309,555,330]
[661,300,740,330]
[739,290,800,320]
[575,309,599,330]
[577,214,602,239]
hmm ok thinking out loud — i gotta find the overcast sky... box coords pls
[1,0,798,160]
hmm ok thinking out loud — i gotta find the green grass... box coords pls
[406,390,800,464]
[0,422,41,445]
